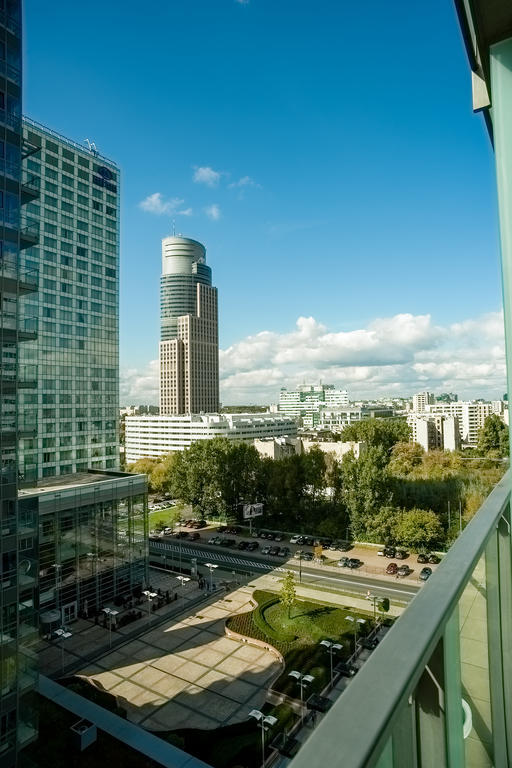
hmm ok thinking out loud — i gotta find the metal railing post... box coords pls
[443,606,465,767]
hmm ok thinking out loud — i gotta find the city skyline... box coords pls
[24,1,505,404]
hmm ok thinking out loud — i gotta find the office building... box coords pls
[412,391,435,413]
[19,117,120,481]
[124,412,297,462]
[301,405,394,434]
[278,384,349,424]
[0,2,39,762]
[159,236,219,414]
[426,400,494,446]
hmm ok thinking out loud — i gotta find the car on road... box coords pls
[246,541,259,551]
[395,550,407,560]
[419,567,432,581]
[278,547,290,557]
[261,546,271,555]
[417,553,429,563]
[290,535,303,544]
[397,565,410,577]
[268,546,280,556]
[336,661,357,677]
[347,558,362,569]
[237,541,249,550]
[175,531,189,539]
[386,562,398,575]
[428,554,441,564]
[189,532,200,541]
[337,557,349,567]
[208,536,222,545]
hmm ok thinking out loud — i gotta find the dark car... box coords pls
[384,547,396,558]
[395,550,407,560]
[397,565,410,577]
[274,532,283,542]
[259,531,269,539]
[338,541,352,552]
[360,637,379,650]
[419,567,432,581]
[149,535,161,542]
[246,541,259,551]
[237,541,249,550]
[428,554,441,564]
[175,531,189,539]
[278,547,290,557]
[188,532,200,541]
[347,558,362,569]
[219,538,231,547]
[335,661,357,677]
[337,557,349,567]
[268,546,280,556]
[193,520,207,529]
[217,525,227,532]
[417,553,428,563]
[302,551,313,561]
[304,536,315,547]
[386,562,398,575]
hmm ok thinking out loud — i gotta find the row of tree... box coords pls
[129,416,508,551]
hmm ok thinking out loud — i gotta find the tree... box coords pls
[280,570,297,619]
[341,418,411,452]
[395,508,443,550]
[477,414,509,457]
[388,442,424,477]
[342,446,393,539]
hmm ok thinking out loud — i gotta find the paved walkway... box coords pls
[77,585,282,732]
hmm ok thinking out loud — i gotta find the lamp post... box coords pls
[288,670,315,726]
[204,563,218,592]
[345,615,366,653]
[176,575,190,607]
[55,627,72,672]
[142,590,157,624]
[102,607,119,648]
[295,550,303,583]
[248,709,278,768]
[319,640,343,688]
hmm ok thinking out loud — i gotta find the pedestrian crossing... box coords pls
[149,540,287,572]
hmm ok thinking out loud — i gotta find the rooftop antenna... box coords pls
[172,219,176,236]
[84,138,98,155]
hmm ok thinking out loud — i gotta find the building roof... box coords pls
[18,470,144,498]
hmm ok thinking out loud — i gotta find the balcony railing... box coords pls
[289,470,511,768]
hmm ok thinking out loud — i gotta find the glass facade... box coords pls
[0,1,39,764]
[19,473,148,624]
[19,117,120,481]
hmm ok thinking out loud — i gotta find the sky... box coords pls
[24,0,506,404]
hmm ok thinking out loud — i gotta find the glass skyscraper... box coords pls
[19,117,119,480]
[0,1,39,763]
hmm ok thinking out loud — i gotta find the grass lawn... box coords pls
[227,590,375,696]
[148,503,185,530]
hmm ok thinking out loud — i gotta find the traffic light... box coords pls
[379,597,390,612]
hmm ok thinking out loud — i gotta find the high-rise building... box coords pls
[412,391,435,413]
[159,236,219,414]
[426,401,494,446]
[278,384,349,425]
[0,2,39,762]
[19,117,120,480]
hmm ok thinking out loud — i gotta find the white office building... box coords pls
[425,401,494,446]
[408,414,460,452]
[412,392,435,413]
[278,384,349,424]
[124,413,297,462]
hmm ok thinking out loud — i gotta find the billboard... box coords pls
[243,503,264,519]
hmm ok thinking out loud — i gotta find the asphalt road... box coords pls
[149,539,419,602]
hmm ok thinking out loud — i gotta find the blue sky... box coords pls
[24,1,505,403]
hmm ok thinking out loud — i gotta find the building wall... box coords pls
[301,440,366,460]
[19,117,120,480]
[125,413,298,461]
[426,401,493,445]
[278,384,349,420]
[253,436,303,459]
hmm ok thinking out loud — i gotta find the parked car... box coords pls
[397,565,410,577]
[336,661,357,677]
[338,541,352,552]
[189,532,200,541]
[386,562,398,575]
[274,532,283,542]
[419,567,432,581]
[417,553,429,563]
[269,546,280,556]
[208,536,221,545]
[428,554,441,564]
[192,520,207,529]
[290,535,303,544]
[175,531,189,539]
[261,546,271,555]
[384,547,396,558]
[347,558,362,569]
[395,550,407,560]
[360,637,379,650]
[246,541,259,551]
[219,538,231,547]
[302,551,313,561]
[149,535,162,542]
[237,541,249,550]
[337,557,349,567]
[163,527,173,535]
[217,525,227,533]
[278,547,290,557]
[304,536,315,547]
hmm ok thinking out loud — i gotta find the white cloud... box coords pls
[228,175,260,189]
[205,204,221,221]
[193,166,221,186]
[120,311,506,406]
[139,193,191,216]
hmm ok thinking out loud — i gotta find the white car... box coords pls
[290,535,301,544]
[163,527,173,535]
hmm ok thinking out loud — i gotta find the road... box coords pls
[149,539,419,603]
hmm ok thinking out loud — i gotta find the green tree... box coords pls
[342,445,393,539]
[477,414,509,457]
[363,505,401,544]
[280,570,297,619]
[341,418,411,452]
[395,508,443,550]
[388,442,424,477]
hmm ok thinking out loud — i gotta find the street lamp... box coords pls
[55,627,72,672]
[142,589,157,624]
[248,709,278,768]
[102,607,119,648]
[295,550,303,583]
[176,575,190,607]
[319,640,343,688]
[345,615,366,652]
[288,670,315,725]
[204,563,218,592]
